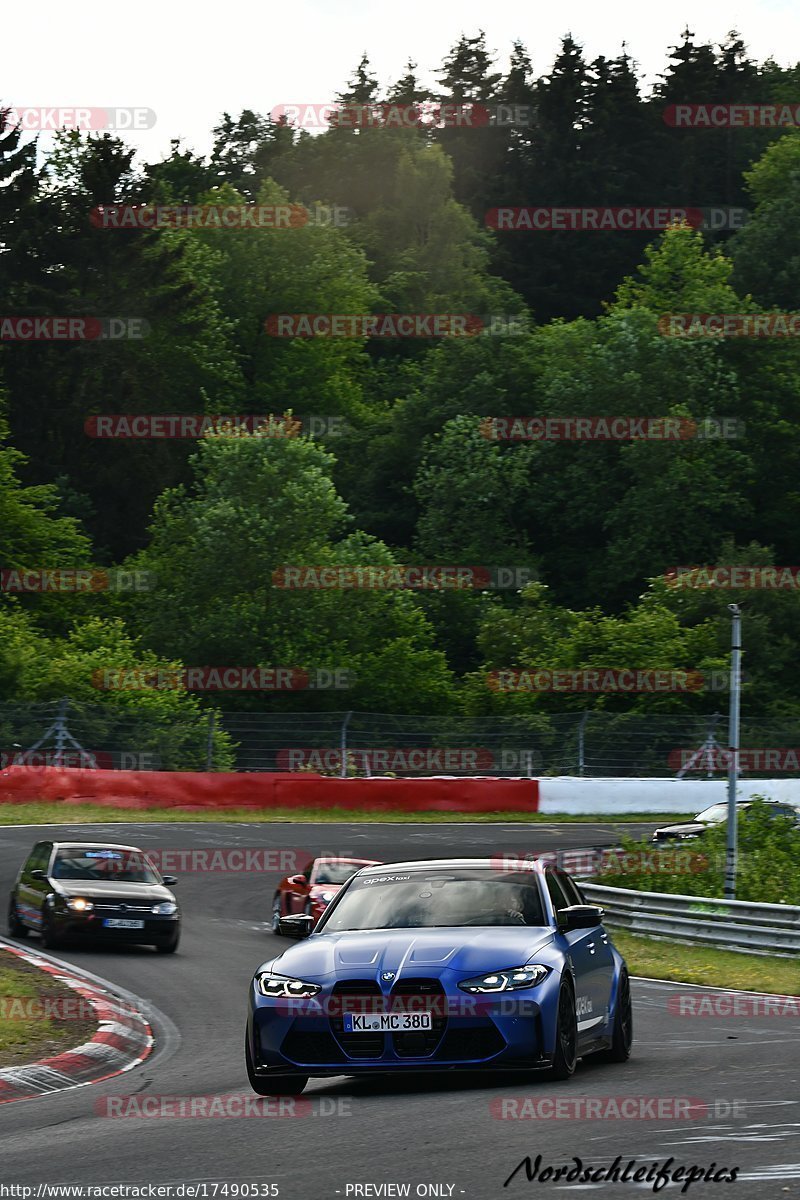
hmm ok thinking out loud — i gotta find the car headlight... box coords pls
[152,901,178,915]
[319,892,335,902]
[66,898,93,912]
[458,965,550,993]
[255,972,321,999]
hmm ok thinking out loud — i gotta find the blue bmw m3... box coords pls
[245,857,632,1095]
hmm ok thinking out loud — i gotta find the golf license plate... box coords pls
[343,1012,432,1033]
[103,918,145,929]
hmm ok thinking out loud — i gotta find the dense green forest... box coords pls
[3,29,800,729]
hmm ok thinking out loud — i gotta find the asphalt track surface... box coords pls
[0,821,798,1199]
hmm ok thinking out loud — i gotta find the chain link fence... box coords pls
[1,700,799,778]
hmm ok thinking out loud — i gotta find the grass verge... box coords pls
[0,950,96,1067]
[610,927,800,995]
[0,804,685,826]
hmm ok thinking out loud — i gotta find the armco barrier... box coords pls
[579,881,800,957]
[0,765,539,813]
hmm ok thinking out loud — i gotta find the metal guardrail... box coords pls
[578,881,800,957]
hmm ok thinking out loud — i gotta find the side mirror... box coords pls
[162,876,178,886]
[557,904,604,931]
[287,874,307,887]
[279,914,314,939]
[30,869,47,881]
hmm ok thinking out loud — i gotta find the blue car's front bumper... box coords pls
[247,971,570,1077]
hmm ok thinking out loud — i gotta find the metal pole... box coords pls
[577,711,589,776]
[53,698,69,767]
[340,712,353,779]
[725,605,742,901]
[206,711,216,771]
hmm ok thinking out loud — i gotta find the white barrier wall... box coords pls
[537,776,800,815]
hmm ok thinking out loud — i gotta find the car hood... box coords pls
[310,883,342,895]
[265,926,556,981]
[653,822,706,838]
[50,880,176,902]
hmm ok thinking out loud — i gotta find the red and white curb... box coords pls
[0,941,153,1104]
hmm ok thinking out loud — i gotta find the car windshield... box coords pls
[693,804,731,824]
[314,862,365,885]
[319,869,547,932]
[50,849,161,884]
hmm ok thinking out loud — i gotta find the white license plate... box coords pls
[343,1012,433,1033]
[103,918,145,929]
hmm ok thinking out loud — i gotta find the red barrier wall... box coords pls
[0,766,539,813]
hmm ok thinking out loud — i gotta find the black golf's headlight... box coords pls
[458,965,550,994]
[255,972,321,999]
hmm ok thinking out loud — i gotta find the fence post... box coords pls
[206,711,216,771]
[340,711,353,778]
[577,710,590,776]
[53,698,70,767]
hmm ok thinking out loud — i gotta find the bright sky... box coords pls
[6,0,800,163]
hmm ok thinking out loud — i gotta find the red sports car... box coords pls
[271,857,381,933]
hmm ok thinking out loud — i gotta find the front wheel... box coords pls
[40,914,63,951]
[598,968,633,1062]
[549,980,577,1081]
[155,929,180,954]
[245,1029,307,1096]
[7,899,29,939]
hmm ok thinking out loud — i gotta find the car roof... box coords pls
[49,842,145,853]
[315,856,381,865]
[355,857,547,875]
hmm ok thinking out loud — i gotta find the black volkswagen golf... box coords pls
[7,841,181,953]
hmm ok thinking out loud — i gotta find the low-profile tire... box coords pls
[271,893,283,935]
[7,899,29,940]
[155,929,180,954]
[597,967,633,1063]
[549,979,578,1081]
[40,914,63,951]
[245,1029,307,1096]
